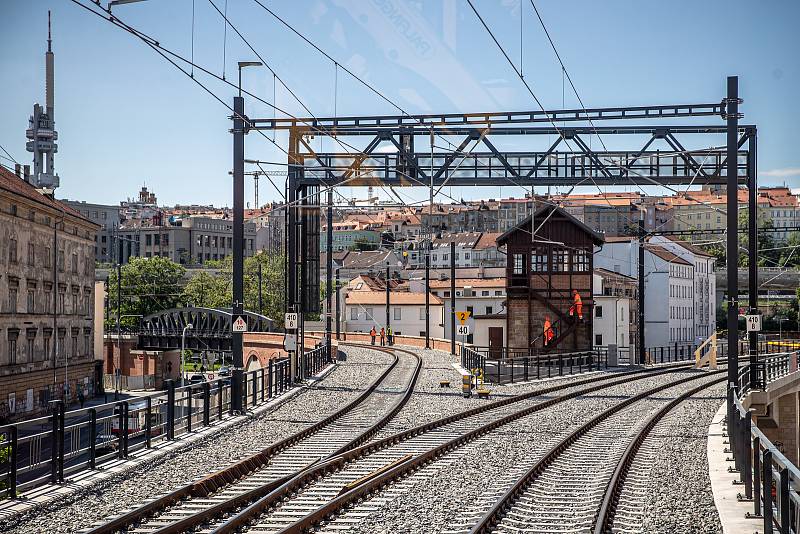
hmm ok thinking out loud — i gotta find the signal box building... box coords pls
[498,205,604,352]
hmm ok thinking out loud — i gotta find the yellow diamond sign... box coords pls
[456,311,471,325]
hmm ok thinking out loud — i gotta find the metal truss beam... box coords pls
[249,102,726,131]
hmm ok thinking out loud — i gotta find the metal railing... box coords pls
[737,351,798,396]
[729,388,800,533]
[0,345,330,499]
[461,345,606,385]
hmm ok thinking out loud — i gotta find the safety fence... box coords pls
[460,345,607,385]
[729,388,800,533]
[737,351,798,396]
[0,345,330,499]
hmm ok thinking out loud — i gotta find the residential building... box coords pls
[344,291,444,338]
[592,269,638,361]
[118,216,257,265]
[320,220,383,252]
[60,199,120,263]
[410,277,506,344]
[0,166,100,422]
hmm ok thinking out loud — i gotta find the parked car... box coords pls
[189,374,207,384]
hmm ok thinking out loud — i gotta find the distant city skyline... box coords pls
[1,0,798,207]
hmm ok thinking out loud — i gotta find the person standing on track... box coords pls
[387,326,394,346]
[543,316,554,346]
[370,326,376,345]
[380,327,386,346]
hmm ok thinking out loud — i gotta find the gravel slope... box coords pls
[0,346,393,534]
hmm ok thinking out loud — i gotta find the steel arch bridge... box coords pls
[137,307,274,352]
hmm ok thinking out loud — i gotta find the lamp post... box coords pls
[238,61,263,97]
[181,324,194,387]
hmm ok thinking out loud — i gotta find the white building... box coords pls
[409,277,506,344]
[592,269,637,360]
[344,291,444,338]
[594,237,708,348]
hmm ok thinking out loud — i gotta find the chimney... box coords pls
[14,164,21,177]
[24,165,31,179]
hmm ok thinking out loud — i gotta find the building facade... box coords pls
[499,206,603,351]
[0,167,99,422]
[61,199,120,264]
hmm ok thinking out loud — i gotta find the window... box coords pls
[27,288,35,313]
[58,291,65,314]
[44,246,51,268]
[365,307,373,320]
[512,253,525,275]
[9,238,17,263]
[573,251,589,272]
[495,290,502,296]
[8,332,18,365]
[58,250,65,272]
[394,308,401,321]
[482,290,489,296]
[72,333,79,357]
[552,249,569,272]
[145,234,152,246]
[443,291,451,298]
[84,332,91,355]
[27,336,35,363]
[71,253,78,273]
[27,242,35,265]
[532,248,549,272]
[419,307,425,320]
[350,308,358,321]
[486,306,493,315]
[596,305,603,318]
[595,334,603,346]
[43,334,50,361]
[8,285,18,314]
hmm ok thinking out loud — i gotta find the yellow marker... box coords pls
[456,311,472,325]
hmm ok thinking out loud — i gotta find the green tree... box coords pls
[181,253,286,326]
[106,257,186,329]
[778,232,800,269]
[738,211,779,268]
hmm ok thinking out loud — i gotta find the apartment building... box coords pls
[1,167,99,422]
[61,199,120,264]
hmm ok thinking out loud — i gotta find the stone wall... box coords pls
[759,391,799,465]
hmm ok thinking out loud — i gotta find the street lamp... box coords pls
[237,61,263,97]
[181,324,194,387]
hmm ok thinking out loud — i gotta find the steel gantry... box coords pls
[231,76,760,407]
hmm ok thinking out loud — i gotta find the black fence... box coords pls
[729,386,800,533]
[0,345,330,499]
[461,346,607,385]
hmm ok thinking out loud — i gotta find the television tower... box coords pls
[25,10,59,193]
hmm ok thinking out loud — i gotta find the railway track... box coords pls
[187,364,703,534]
[467,369,727,534]
[83,345,421,534]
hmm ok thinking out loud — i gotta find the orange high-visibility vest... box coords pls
[574,292,582,305]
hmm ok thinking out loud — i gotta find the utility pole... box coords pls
[425,245,430,349]
[385,264,391,335]
[257,259,263,316]
[450,241,456,355]
[726,76,740,397]
[335,267,341,340]
[231,92,245,412]
[637,211,645,365]
[326,189,333,349]
[747,128,760,388]
[116,232,122,400]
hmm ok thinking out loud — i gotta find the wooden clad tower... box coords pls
[498,205,604,352]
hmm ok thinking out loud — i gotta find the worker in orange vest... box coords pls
[570,290,584,320]
[370,327,377,345]
[543,316,554,346]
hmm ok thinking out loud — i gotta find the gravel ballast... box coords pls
[326,368,723,534]
[0,346,393,534]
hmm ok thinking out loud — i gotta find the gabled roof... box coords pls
[664,236,715,258]
[0,166,98,227]
[646,245,693,266]
[496,205,605,246]
[346,292,442,305]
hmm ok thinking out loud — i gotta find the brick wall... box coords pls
[759,391,799,465]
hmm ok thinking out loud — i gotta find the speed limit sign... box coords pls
[457,325,470,336]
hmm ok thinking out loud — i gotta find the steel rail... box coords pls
[469,370,727,533]
[592,376,727,533]
[84,346,406,534]
[213,363,705,534]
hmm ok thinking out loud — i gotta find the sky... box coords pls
[1,0,798,208]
